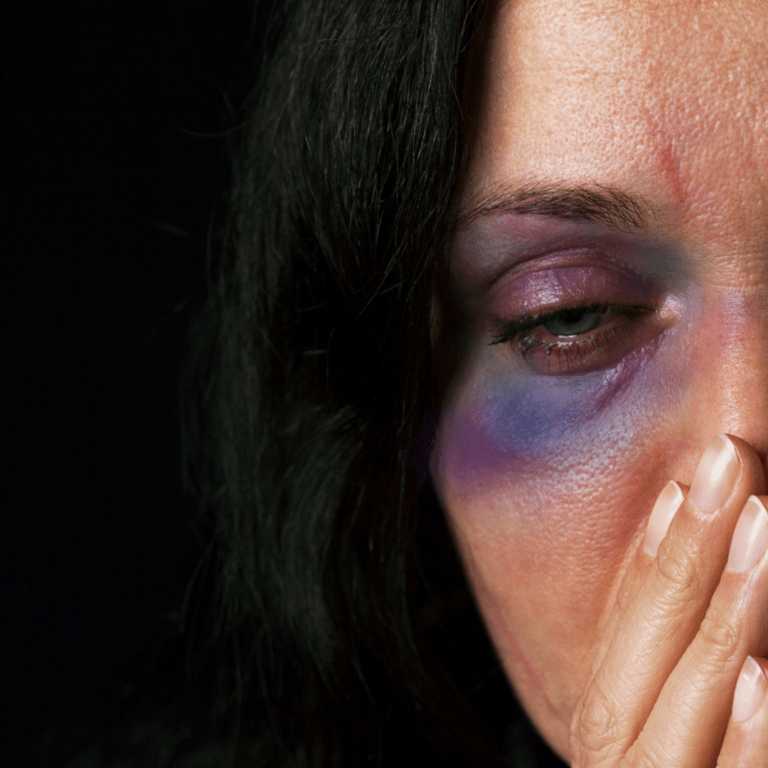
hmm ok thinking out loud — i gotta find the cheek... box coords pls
[433,339,690,536]
[430,336,697,710]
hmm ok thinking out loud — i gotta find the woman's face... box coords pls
[432,0,768,759]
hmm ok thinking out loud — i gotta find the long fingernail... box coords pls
[726,496,768,573]
[688,434,739,513]
[732,656,767,723]
[644,481,684,557]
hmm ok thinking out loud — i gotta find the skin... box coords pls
[431,0,768,763]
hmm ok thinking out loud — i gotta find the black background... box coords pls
[6,2,264,763]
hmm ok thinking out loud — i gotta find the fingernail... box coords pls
[644,481,684,557]
[726,496,768,573]
[732,656,767,723]
[688,434,739,513]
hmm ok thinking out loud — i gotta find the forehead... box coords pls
[466,0,768,252]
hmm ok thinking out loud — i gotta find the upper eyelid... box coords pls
[507,303,608,330]
[483,262,665,323]
[451,224,689,298]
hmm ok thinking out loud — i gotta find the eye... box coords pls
[490,303,656,375]
[540,306,606,336]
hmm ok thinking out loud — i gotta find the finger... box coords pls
[581,435,761,706]
[571,434,765,765]
[717,656,768,768]
[575,481,688,712]
[631,494,768,766]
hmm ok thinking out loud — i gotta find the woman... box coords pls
[57,0,768,765]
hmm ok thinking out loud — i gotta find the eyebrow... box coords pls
[458,183,658,232]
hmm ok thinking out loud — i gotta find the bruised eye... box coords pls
[491,303,621,345]
[490,304,657,375]
[541,307,606,336]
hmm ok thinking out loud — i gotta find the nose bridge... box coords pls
[699,289,768,455]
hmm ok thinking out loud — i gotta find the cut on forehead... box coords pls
[461,0,768,248]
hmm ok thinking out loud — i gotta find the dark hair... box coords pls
[188,0,514,763]
[39,1,562,766]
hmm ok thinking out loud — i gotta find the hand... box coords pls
[569,434,768,767]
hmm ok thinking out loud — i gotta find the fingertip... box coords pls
[720,656,768,764]
[643,481,684,558]
[724,434,767,498]
[732,656,768,724]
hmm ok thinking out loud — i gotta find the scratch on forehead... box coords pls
[468,0,768,251]
[627,0,768,218]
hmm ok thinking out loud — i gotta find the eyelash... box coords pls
[490,303,652,374]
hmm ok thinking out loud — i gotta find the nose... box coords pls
[694,289,768,459]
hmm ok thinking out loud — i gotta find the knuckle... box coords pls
[572,680,626,764]
[652,541,701,601]
[697,609,742,663]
